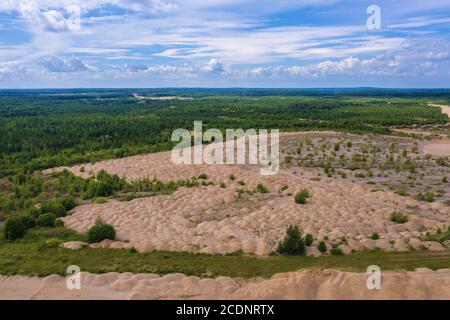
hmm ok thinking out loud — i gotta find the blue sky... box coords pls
[0,0,450,88]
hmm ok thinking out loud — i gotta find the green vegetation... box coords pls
[304,234,314,246]
[318,241,327,253]
[370,232,380,240]
[0,227,449,278]
[390,211,409,224]
[86,219,116,243]
[330,246,344,256]
[256,183,268,193]
[0,90,447,177]
[294,188,310,204]
[425,226,450,243]
[276,225,305,255]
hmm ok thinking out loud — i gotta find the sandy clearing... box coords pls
[421,139,450,156]
[51,132,450,255]
[1,269,449,300]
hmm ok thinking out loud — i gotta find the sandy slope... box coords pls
[1,269,449,300]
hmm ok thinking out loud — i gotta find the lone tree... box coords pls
[276,225,305,255]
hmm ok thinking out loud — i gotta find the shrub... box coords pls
[4,217,26,240]
[93,197,108,204]
[198,173,208,180]
[256,183,268,193]
[36,213,56,227]
[304,233,314,246]
[18,214,35,230]
[442,176,448,183]
[229,174,235,181]
[436,157,447,166]
[220,182,226,188]
[60,195,77,211]
[390,211,408,224]
[276,225,305,255]
[369,232,379,240]
[330,245,344,255]
[294,188,310,204]
[54,219,65,227]
[394,189,408,196]
[424,192,434,202]
[128,247,138,253]
[87,219,116,243]
[317,241,327,253]
[237,180,245,186]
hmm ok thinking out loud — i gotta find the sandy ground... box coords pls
[421,139,450,156]
[44,132,450,255]
[1,269,449,300]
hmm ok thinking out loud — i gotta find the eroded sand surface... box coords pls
[1,269,449,300]
[47,132,450,255]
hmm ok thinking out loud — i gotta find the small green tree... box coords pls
[4,217,26,240]
[87,218,116,243]
[276,225,305,255]
[317,241,327,253]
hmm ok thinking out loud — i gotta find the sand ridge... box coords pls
[1,269,449,300]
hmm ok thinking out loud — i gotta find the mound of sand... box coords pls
[1,269,449,300]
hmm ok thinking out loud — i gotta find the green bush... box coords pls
[18,214,35,230]
[36,213,56,227]
[317,241,327,253]
[369,232,379,240]
[256,183,268,193]
[87,219,116,243]
[294,188,310,204]
[4,217,26,240]
[54,219,64,227]
[198,173,208,180]
[304,233,314,246]
[60,195,77,211]
[276,225,305,255]
[390,211,408,224]
[330,245,344,255]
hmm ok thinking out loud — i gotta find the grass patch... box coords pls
[0,228,449,278]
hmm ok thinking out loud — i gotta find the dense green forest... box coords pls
[0,89,448,177]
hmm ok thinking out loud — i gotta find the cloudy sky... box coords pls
[0,0,450,88]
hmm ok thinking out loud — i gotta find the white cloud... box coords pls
[39,56,94,72]
[203,59,225,73]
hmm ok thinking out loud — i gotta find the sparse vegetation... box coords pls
[294,188,310,204]
[390,211,409,224]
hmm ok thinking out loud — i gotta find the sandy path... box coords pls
[1,269,449,300]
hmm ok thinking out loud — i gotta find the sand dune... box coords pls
[56,139,449,255]
[1,269,449,300]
